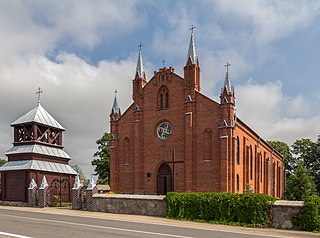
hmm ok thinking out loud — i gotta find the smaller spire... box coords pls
[136,43,145,78]
[187,25,197,64]
[39,175,48,189]
[36,87,42,105]
[223,62,234,94]
[87,177,97,190]
[111,89,121,115]
[28,178,37,189]
[72,175,81,189]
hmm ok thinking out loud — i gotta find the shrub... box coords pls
[165,192,276,227]
[50,195,60,207]
[293,195,320,231]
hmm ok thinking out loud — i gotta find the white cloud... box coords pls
[214,0,320,46]
[0,0,144,58]
[0,51,137,176]
[236,80,320,145]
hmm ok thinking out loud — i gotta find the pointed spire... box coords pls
[187,25,197,64]
[87,177,96,190]
[222,62,234,94]
[39,175,48,189]
[136,43,145,78]
[72,175,81,189]
[111,89,121,115]
[28,178,37,189]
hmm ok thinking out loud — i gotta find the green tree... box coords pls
[91,132,110,185]
[284,162,316,200]
[0,159,5,167]
[71,164,86,181]
[267,140,293,175]
[291,138,320,193]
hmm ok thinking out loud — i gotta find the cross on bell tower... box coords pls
[36,87,42,105]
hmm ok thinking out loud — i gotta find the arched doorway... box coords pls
[157,163,172,195]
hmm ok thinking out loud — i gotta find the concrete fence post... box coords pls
[86,178,98,211]
[28,178,38,207]
[38,176,49,208]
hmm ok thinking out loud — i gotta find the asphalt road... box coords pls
[0,206,318,238]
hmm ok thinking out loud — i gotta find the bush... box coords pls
[165,192,276,227]
[293,195,320,231]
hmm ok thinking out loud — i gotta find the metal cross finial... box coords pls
[162,59,166,68]
[36,87,42,105]
[137,42,143,51]
[114,89,118,97]
[189,25,196,34]
[225,62,231,74]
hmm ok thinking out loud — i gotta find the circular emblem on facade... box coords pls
[157,121,172,140]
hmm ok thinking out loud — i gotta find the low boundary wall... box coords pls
[91,194,166,217]
[271,200,304,229]
[91,195,305,229]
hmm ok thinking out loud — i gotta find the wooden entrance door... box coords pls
[157,163,172,195]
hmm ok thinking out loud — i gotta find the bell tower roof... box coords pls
[11,103,65,130]
[186,25,197,64]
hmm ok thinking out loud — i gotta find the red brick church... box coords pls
[109,30,285,197]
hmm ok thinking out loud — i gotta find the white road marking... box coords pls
[0,214,193,238]
[0,209,298,238]
[0,231,33,238]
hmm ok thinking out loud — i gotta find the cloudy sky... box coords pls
[0,0,320,177]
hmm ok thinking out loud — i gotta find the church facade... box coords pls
[109,32,285,197]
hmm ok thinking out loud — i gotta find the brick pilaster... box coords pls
[39,176,49,208]
[72,175,83,210]
[86,178,98,211]
[28,178,38,207]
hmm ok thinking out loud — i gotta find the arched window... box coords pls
[203,128,212,161]
[124,137,130,165]
[236,136,240,164]
[249,145,253,180]
[158,86,169,110]
[236,174,240,192]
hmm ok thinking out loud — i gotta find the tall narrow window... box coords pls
[160,94,164,109]
[260,153,263,183]
[166,92,169,108]
[249,145,253,180]
[236,136,240,164]
[236,174,240,192]
[158,86,169,110]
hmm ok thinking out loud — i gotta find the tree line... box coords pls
[268,136,320,200]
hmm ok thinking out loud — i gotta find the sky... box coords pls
[0,0,320,178]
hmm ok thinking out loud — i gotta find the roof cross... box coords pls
[162,59,166,68]
[36,87,42,105]
[189,25,196,34]
[114,89,118,97]
[137,42,143,51]
[225,62,231,74]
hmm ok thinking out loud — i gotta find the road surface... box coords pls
[0,206,318,238]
